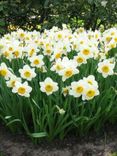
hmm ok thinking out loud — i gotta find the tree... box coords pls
[0,0,117,35]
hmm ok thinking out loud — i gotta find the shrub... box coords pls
[0,26,117,142]
[0,0,117,34]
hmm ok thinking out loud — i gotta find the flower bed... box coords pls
[0,26,117,141]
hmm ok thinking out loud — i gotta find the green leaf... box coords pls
[5,116,12,119]
[6,119,21,126]
[30,132,47,138]
[0,20,5,26]
[108,47,117,57]
[44,0,49,8]
[87,0,94,4]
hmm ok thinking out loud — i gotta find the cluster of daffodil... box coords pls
[0,26,116,140]
[0,62,101,100]
[0,27,116,99]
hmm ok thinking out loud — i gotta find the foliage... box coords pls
[0,0,117,35]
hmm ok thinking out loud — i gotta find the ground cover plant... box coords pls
[0,26,117,142]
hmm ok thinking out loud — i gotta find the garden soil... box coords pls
[0,124,117,156]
